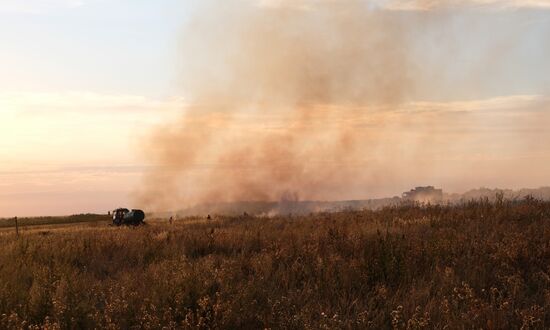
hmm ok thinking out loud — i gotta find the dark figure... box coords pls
[207,214,211,220]
[112,208,144,226]
[169,216,173,224]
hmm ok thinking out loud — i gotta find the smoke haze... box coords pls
[136,0,550,211]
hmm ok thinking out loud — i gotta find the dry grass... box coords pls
[1,198,549,329]
[0,214,110,229]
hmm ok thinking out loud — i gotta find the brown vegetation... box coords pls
[1,198,549,329]
[0,214,110,229]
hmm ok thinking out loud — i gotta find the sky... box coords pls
[0,0,549,216]
[0,0,192,216]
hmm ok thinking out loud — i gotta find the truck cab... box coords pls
[112,208,129,225]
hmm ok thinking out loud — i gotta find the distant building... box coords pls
[402,186,443,203]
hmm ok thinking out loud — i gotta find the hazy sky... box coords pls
[1,0,549,216]
[0,0,192,216]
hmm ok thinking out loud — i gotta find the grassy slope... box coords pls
[0,199,549,329]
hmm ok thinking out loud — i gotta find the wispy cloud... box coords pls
[0,91,185,115]
[379,0,550,11]
[0,165,150,177]
[402,95,549,114]
[258,0,550,11]
[0,0,91,14]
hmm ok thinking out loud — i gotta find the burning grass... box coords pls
[0,198,549,329]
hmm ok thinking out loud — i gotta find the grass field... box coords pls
[1,198,549,329]
[0,214,111,230]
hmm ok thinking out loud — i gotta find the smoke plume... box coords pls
[136,0,550,211]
